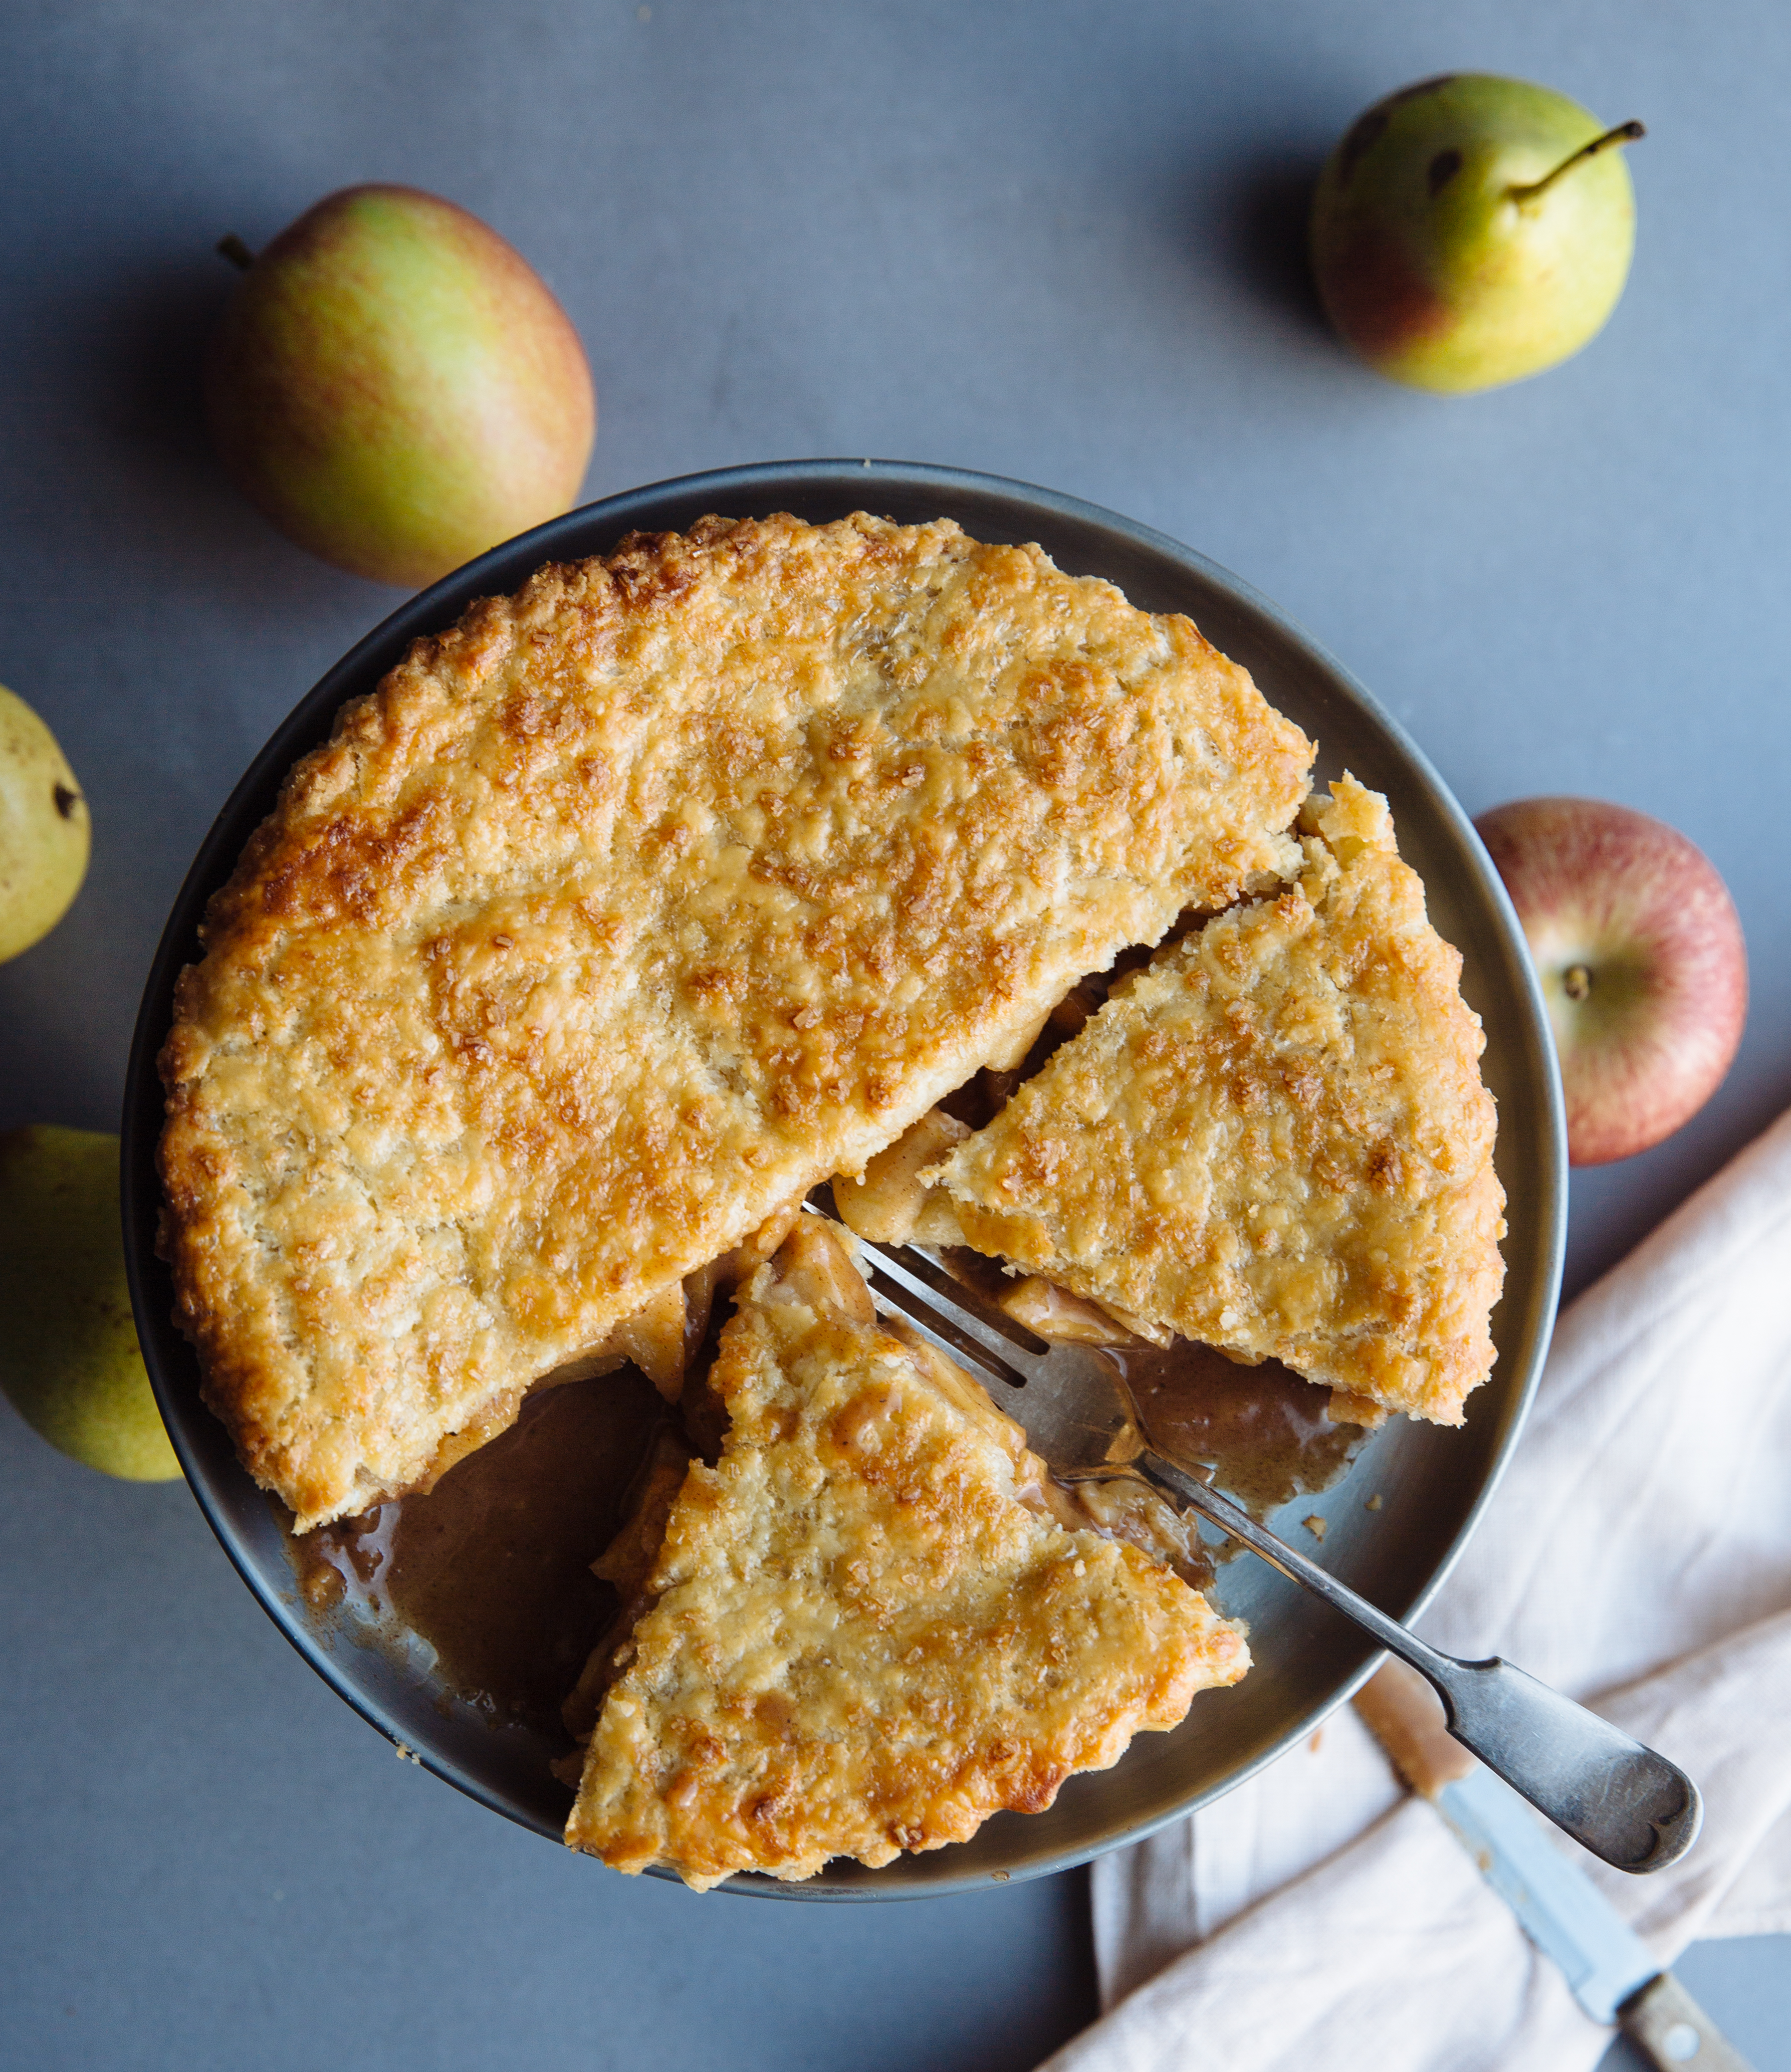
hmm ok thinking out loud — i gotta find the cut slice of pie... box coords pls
[159,511,1313,1530]
[564,1219,1248,1889]
[927,777,1507,1425]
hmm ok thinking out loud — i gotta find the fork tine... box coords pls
[862,1283,1024,1387]
[801,1202,1047,1387]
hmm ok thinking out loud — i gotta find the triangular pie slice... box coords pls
[564,1219,1248,1889]
[926,777,1506,1425]
[160,511,1313,1529]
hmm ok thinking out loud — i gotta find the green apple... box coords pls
[0,684,89,965]
[206,184,596,588]
[1310,74,1643,394]
[0,1127,182,1482]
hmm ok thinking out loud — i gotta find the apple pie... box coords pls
[157,511,1313,1530]
[564,1219,1248,1888]
[926,777,1506,1424]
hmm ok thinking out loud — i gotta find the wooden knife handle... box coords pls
[1619,1971,1758,2072]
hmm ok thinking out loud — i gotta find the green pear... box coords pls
[206,184,596,588]
[0,1127,182,1481]
[0,684,89,964]
[1310,74,1643,394]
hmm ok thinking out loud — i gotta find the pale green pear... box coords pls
[0,685,89,963]
[0,1127,182,1481]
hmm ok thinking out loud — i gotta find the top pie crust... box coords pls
[929,777,1506,1423]
[157,512,1313,1529]
[565,1220,1248,1889]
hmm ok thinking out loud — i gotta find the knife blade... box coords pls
[1354,1660,1754,2071]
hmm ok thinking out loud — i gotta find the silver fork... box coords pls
[812,1206,1702,1876]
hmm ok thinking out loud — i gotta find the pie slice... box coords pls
[564,1219,1248,1889]
[159,512,1313,1530]
[927,777,1507,1425]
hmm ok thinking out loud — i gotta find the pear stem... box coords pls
[1509,120,1645,207]
[216,233,256,270]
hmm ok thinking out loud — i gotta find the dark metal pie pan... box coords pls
[121,460,1566,1899]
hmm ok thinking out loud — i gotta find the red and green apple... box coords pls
[1476,797,1747,1166]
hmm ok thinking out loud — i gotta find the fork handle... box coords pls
[1132,1450,1702,1875]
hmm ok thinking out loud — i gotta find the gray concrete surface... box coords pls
[1,3,1786,2066]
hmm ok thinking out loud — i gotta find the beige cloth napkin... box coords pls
[1048,1106,1791,2072]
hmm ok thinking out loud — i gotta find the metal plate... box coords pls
[120,460,1566,1900]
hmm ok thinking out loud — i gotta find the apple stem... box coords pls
[216,233,256,271]
[1564,963,1593,1001]
[1509,121,1645,208]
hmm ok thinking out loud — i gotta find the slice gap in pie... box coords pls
[924,775,1507,1426]
[564,1218,1248,1889]
[158,511,1314,1530]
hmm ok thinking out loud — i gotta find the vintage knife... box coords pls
[1354,1660,1755,2072]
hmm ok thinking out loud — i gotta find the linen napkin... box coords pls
[1047,1104,1791,2072]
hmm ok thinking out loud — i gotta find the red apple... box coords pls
[1475,798,1747,1166]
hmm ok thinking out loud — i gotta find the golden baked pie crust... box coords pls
[157,512,1313,1529]
[565,1222,1248,1889]
[930,777,1506,1424]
